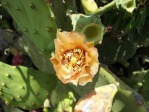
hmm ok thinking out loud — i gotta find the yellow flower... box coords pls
[50,31,99,85]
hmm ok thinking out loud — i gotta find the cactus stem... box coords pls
[94,1,116,15]
[15,6,20,11]
[29,3,34,9]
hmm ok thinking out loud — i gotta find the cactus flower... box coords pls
[50,31,99,85]
[74,84,119,112]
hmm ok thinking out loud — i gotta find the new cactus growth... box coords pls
[81,0,98,14]
[115,0,136,13]
[71,14,105,44]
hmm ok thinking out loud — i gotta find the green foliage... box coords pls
[1,0,57,55]
[97,37,136,64]
[0,62,57,110]
[3,105,24,112]
[19,35,55,74]
[50,0,74,31]
[133,19,149,46]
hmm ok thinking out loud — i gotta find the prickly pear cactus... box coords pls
[0,62,57,110]
[1,0,57,55]
[50,0,73,31]
[0,0,149,111]
[71,14,105,44]
[97,37,136,64]
[19,35,55,74]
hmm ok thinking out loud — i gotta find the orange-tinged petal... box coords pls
[87,47,98,59]
[85,52,92,64]
[90,62,99,76]
[57,32,77,50]
[57,32,86,51]
[69,32,85,44]
[86,41,94,48]
[50,58,58,65]
[78,75,93,85]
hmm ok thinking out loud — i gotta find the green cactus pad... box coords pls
[50,0,73,31]
[71,14,105,44]
[97,37,136,64]
[0,62,57,110]
[1,0,57,54]
[19,35,55,74]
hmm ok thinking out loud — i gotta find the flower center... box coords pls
[62,48,85,72]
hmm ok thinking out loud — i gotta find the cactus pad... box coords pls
[1,0,57,54]
[0,62,57,110]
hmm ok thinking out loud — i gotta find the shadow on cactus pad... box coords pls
[97,37,136,64]
[0,62,57,110]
